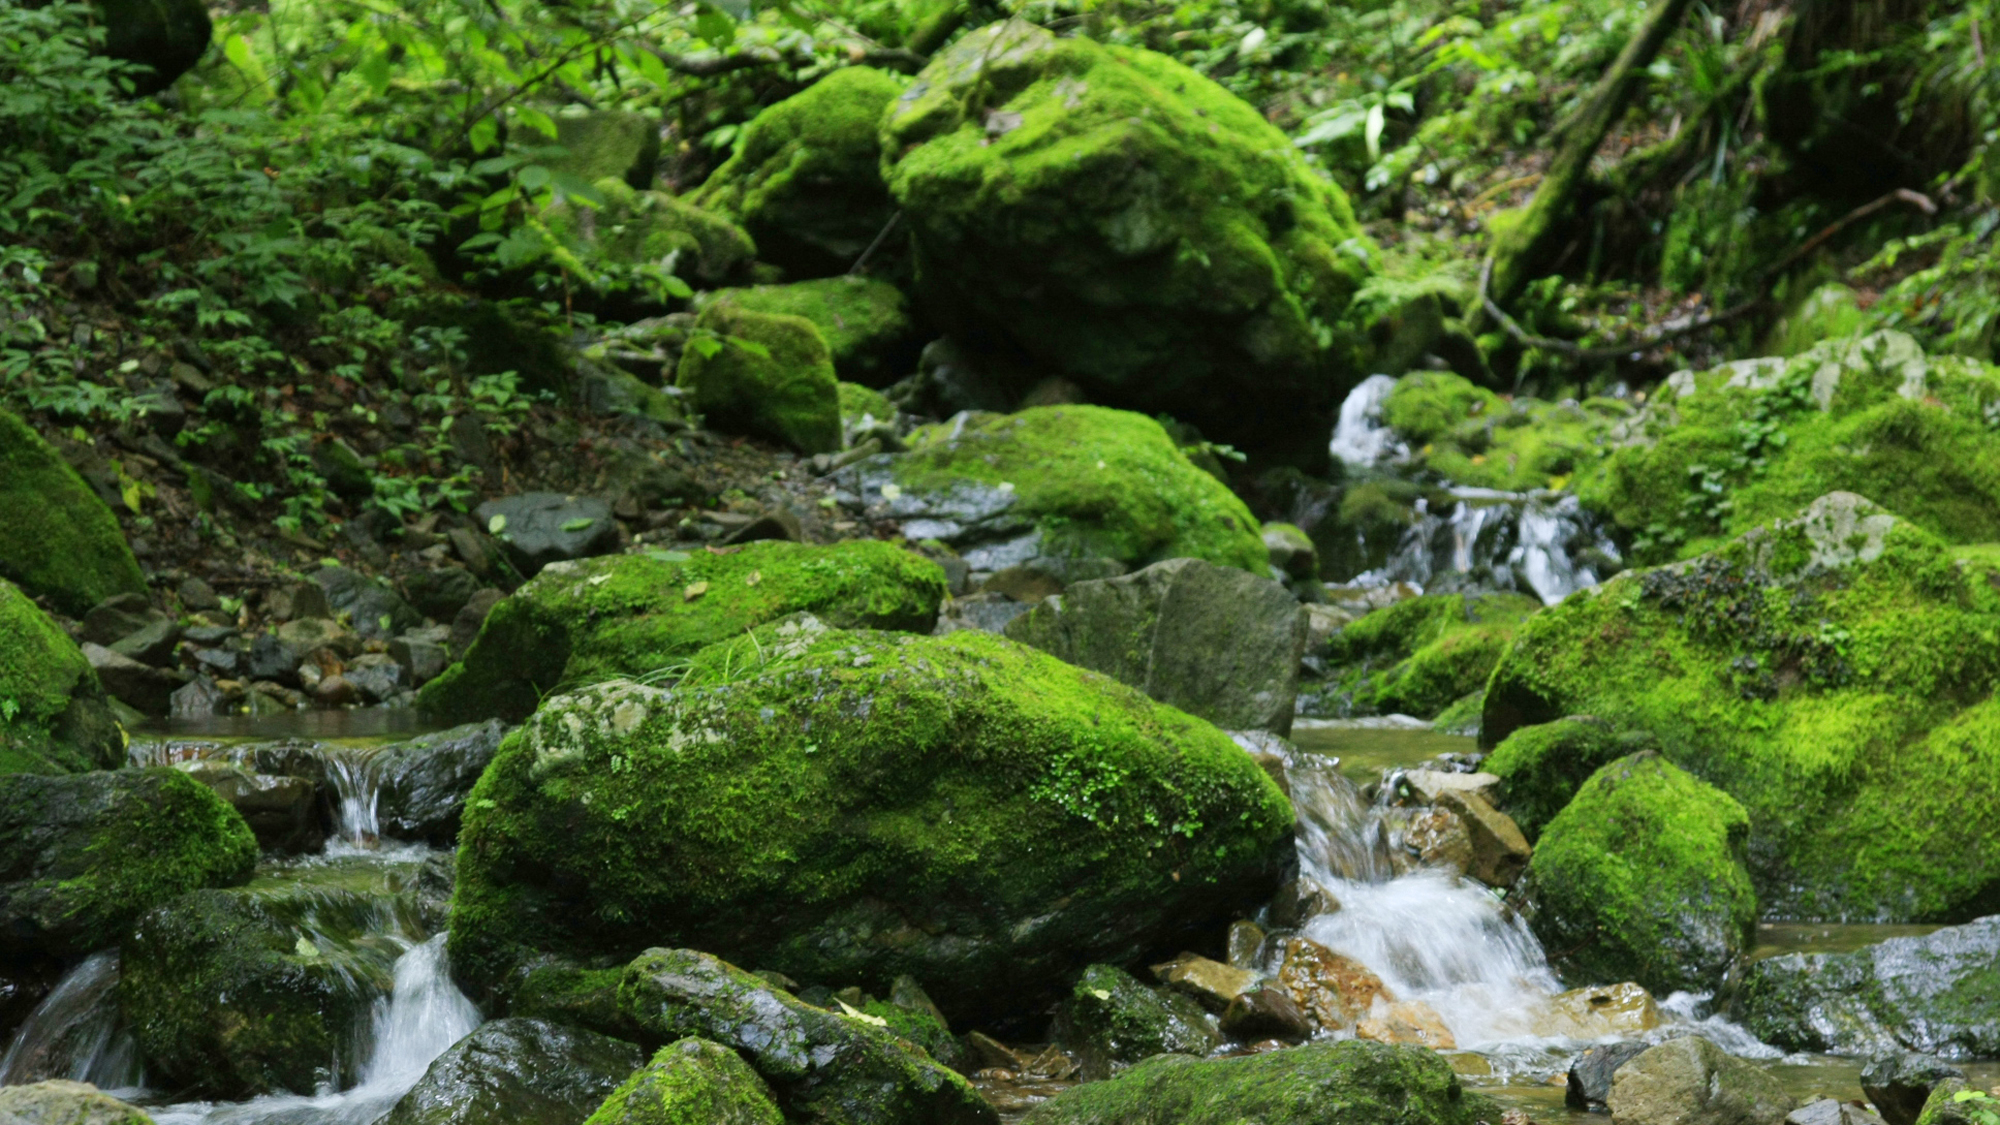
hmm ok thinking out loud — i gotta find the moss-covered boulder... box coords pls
[97,0,211,94]
[0,410,146,616]
[1018,1038,1499,1125]
[448,616,1294,1022]
[1379,371,1631,494]
[381,1018,645,1125]
[549,111,661,190]
[1056,963,1220,1080]
[0,769,255,961]
[835,406,1268,578]
[703,277,920,387]
[1484,717,1652,840]
[545,179,756,288]
[677,304,841,453]
[585,1037,783,1125]
[1522,752,1757,994]
[0,1080,154,1125]
[880,23,1372,458]
[1483,491,2000,921]
[692,66,903,278]
[419,539,945,723]
[839,382,896,433]
[1304,592,1541,720]
[0,581,124,775]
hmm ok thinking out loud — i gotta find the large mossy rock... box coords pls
[1305,592,1541,720]
[1018,1038,1499,1125]
[616,948,994,1125]
[835,406,1268,578]
[676,304,841,454]
[1485,717,1652,841]
[0,580,125,775]
[1523,752,1757,995]
[692,67,903,278]
[96,0,211,94]
[0,769,255,960]
[1376,371,1632,494]
[1605,1036,1795,1125]
[545,178,756,288]
[419,539,945,723]
[381,1018,646,1125]
[585,1037,783,1125]
[880,23,1372,459]
[448,616,1294,1022]
[0,410,146,616]
[702,277,921,387]
[1483,492,2000,921]
[0,1080,154,1125]
[1729,916,2000,1058]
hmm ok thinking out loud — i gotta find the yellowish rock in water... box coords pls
[1357,998,1458,1050]
[1444,1052,1494,1077]
[1151,953,1256,1012]
[1537,981,1661,1038]
[1406,806,1475,873]
[1275,936,1395,1031]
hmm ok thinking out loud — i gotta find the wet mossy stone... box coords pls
[1017,1038,1500,1125]
[0,768,255,959]
[0,580,124,775]
[1485,717,1654,841]
[96,0,212,95]
[419,539,946,723]
[584,1037,783,1125]
[691,66,904,279]
[834,406,1268,576]
[545,178,757,288]
[0,1079,155,1125]
[677,304,842,454]
[1522,751,1757,995]
[1378,370,1632,494]
[1315,592,1541,721]
[447,616,1294,1023]
[1483,492,2000,921]
[381,1018,646,1125]
[880,23,1373,458]
[0,409,146,616]
[703,277,921,387]
[617,948,995,1125]
[1057,963,1220,1080]
[1729,917,2000,1058]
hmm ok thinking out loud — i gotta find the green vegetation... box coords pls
[705,277,918,387]
[1319,591,1541,719]
[584,1038,784,1125]
[1381,372,1631,493]
[1059,963,1219,1077]
[1485,717,1648,840]
[0,579,123,774]
[676,304,842,454]
[0,408,147,614]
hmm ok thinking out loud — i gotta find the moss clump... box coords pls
[704,276,920,387]
[858,998,963,1072]
[1524,752,1757,994]
[0,410,147,615]
[1485,492,2000,921]
[0,768,256,959]
[546,178,756,287]
[1019,1039,1499,1125]
[886,406,1269,574]
[584,1038,783,1125]
[1318,592,1541,719]
[420,539,945,723]
[1485,717,1653,840]
[880,23,1373,450]
[0,580,123,775]
[550,111,661,190]
[838,382,896,430]
[448,617,1293,1023]
[692,66,904,278]
[1057,963,1218,1079]
[1380,371,1632,493]
[677,304,841,454]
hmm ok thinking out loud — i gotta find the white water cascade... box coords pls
[0,952,142,1090]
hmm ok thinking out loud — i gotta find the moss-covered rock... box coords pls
[0,410,147,616]
[880,23,1373,457]
[0,580,124,775]
[448,616,1294,1023]
[1379,371,1632,494]
[1483,491,2000,921]
[0,768,255,961]
[419,539,945,723]
[1306,592,1541,720]
[677,304,841,453]
[0,1079,154,1125]
[96,0,211,94]
[1484,717,1652,840]
[584,1037,783,1125]
[704,277,921,387]
[838,382,896,432]
[1057,963,1219,1080]
[545,178,756,288]
[381,1018,645,1125]
[836,406,1268,577]
[692,66,904,279]
[1522,752,1757,994]
[1018,1038,1499,1125]
[549,111,661,190]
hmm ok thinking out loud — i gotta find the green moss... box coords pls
[692,66,904,278]
[421,539,944,723]
[1058,963,1218,1078]
[1484,493,2000,920]
[880,23,1373,439]
[1320,592,1541,719]
[1524,751,1757,994]
[550,111,661,190]
[1380,371,1633,493]
[858,999,963,1072]
[705,277,919,387]
[838,382,896,429]
[1485,717,1651,840]
[677,304,841,454]
[892,406,1268,573]
[448,617,1293,1023]
[1764,283,1870,357]
[512,961,647,1043]
[584,1038,783,1125]
[546,178,756,287]
[1429,690,1484,737]
[0,579,124,774]
[0,409,147,615]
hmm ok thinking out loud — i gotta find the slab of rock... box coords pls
[173,760,321,853]
[380,1018,644,1125]
[0,1080,153,1125]
[1541,982,1661,1039]
[1275,937,1393,1032]
[1862,1053,1965,1125]
[1403,769,1502,805]
[1436,790,1531,888]
[1788,1099,1890,1125]
[1569,1041,1652,1112]
[583,1037,783,1125]
[1006,557,1307,734]
[1356,999,1455,1050]
[1608,1037,1795,1125]
[474,494,621,578]
[82,642,187,716]
[1059,963,1219,1079]
[108,618,181,666]
[372,720,511,845]
[1151,954,1256,1013]
[316,566,422,641]
[1220,985,1312,1043]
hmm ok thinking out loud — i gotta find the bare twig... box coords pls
[848,210,903,275]
[1764,188,1938,278]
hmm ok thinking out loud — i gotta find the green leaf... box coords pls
[468,116,500,154]
[517,164,551,191]
[560,517,595,531]
[514,105,558,140]
[488,514,508,534]
[694,3,737,47]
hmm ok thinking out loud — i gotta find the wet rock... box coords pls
[1275,936,1392,1032]
[1226,920,1267,969]
[404,567,484,622]
[1862,1054,1966,1125]
[81,597,158,646]
[245,633,298,683]
[172,760,322,853]
[1568,1041,1652,1112]
[1405,806,1475,874]
[1730,918,2000,1058]
[1436,790,1531,888]
[1058,963,1220,1079]
[388,636,449,687]
[0,1079,153,1125]
[1402,769,1502,806]
[82,642,187,716]
[447,617,1291,1024]
[1355,999,1456,1050]
[1018,1039,1498,1125]
[345,653,406,703]
[1267,877,1340,930]
[1006,557,1308,735]
[372,720,510,844]
[1150,954,1256,1014]
[616,948,996,1125]
[107,618,180,666]
[1541,983,1661,1039]
[0,582,125,774]
[0,769,256,960]
[583,1037,783,1125]
[380,1018,644,1125]
[1607,1037,1795,1125]
[313,674,362,708]
[1789,1100,1891,1125]
[1220,985,1312,1044]
[191,645,241,678]
[451,589,504,653]
[676,305,841,455]
[0,410,147,615]
[473,494,621,578]
[315,565,422,641]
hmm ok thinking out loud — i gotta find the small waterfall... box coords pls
[1357,488,1620,606]
[127,739,391,852]
[321,754,382,853]
[0,952,143,1091]
[1329,374,1406,469]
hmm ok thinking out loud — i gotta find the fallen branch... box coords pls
[1764,188,1938,279]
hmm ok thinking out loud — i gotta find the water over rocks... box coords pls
[378,1018,643,1125]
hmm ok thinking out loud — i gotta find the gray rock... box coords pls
[1788,1099,1889,1125]
[345,655,405,703]
[588,1037,783,1125]
[390,637,449,686]
[168,676,227,718]
[81,643,187,716]
[0,1080,153,1125]
[80,594,164,647]
[404,568,483,622]
[1058,963,1220,1080]
[1005,557,1307,734]
[1862,1053,1966,1125]
[108,618,180,666]
[932,592,1031,636]
[192,646,241,678]
[1435,790,1532,889]
[474,493,620,577]
[1220,985,1312,1044]
[373,721,510,844]
[182,624,238,645]
[245,633,297,683]
[450,589,505,653]
[316,567,422,641]
[1608,1037,1795,1125]
[178,577,220,612]
[276,617,362,662]
[172,761,321,853]
[379,1018,644,1125]
[1568,1040,1652,1111]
